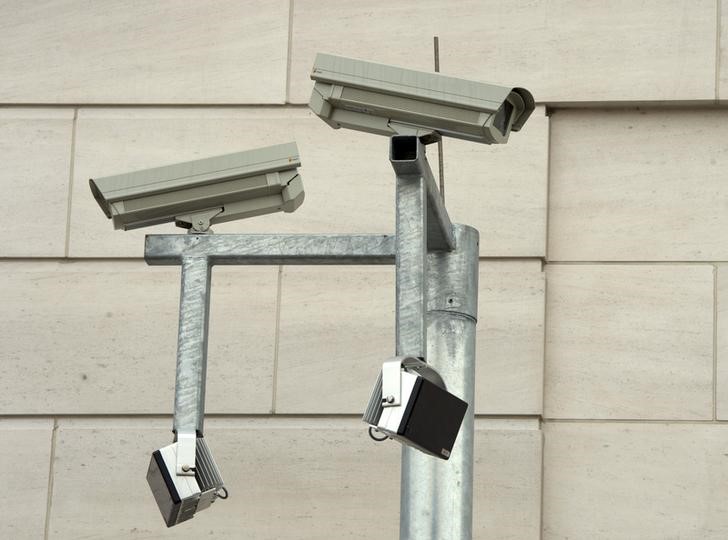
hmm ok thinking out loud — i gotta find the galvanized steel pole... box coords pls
[400,224,479,540]
[391,134,478,540]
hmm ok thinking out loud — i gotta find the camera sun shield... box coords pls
[309,53,534,144]
[90,142,304,232]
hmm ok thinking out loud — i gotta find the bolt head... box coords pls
[182,464,191,472]
[385,395,395,404]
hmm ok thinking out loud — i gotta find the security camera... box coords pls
[90,142,304,232]
[147,436,226,527]
[309,53,534,145]
[363,356,468,460]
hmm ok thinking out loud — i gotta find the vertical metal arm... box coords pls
[173,256,212,476]
[392,137,429,359]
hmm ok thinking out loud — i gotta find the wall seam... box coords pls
[547,261,720,266]
[539,108,551,539]
[539,420,546,540]
[285,0,294,103]
[43,418,59,540]
[539,272,549,540]
[63,109,78,258]
[544,418,724,424]
[271,265,284,413]
[539,109,551,539]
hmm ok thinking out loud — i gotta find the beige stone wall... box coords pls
[0,1,725,538]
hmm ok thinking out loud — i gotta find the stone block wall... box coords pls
[1,2,725,538]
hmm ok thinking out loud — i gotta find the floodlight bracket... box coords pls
[175,431,197,475]
[381,356,447,408]
[381,357,407,407]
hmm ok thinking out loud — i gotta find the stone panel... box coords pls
[290,0,715,103]
[0,1,288,103]
[48,418,399,539]
[549,109,728,261]
[276,262,544,415]
[275,266,395,414]
[545,264,714,419]
[0,108,73,256]
[478,261,544,415]
[474,419,542,540]
[48,417,540,539]
[0,419,53,540]
[0,261,276,414]
[543,422,728,539]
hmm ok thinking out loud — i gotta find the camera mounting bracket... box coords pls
[175,208,223,234]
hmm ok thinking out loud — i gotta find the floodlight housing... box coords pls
[363,357,468,460]
[147,437,225,527]
[309,53,534,144]
[90,142,304,231]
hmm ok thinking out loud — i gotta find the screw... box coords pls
[182,464,191,472]
[385,395,395,404]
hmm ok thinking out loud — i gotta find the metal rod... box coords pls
[400,224,479,540]
[433,35,445,202]
[145,234,395,266]
[173,256,212,473]
[390,136,455,252]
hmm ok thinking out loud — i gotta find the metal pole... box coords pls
[172,256,212,474]
[433,35,446,202]
[400,224,479,540]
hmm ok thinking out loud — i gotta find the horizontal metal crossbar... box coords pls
[145,233,396,265]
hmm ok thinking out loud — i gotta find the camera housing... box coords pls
[90,142,304,231]
[363,357,468,460]
[309,53,534,144]
[146,437,225,527]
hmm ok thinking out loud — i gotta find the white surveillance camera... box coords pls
[363,357,468,460]
[90,142,304,232]
[147,437,226,527]
[309,53,534,144]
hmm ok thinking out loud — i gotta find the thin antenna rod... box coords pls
[433,36,445,202]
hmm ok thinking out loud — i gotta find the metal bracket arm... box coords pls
[389,135,455,252]
[175,432,197,476]
[173,256,212,476]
